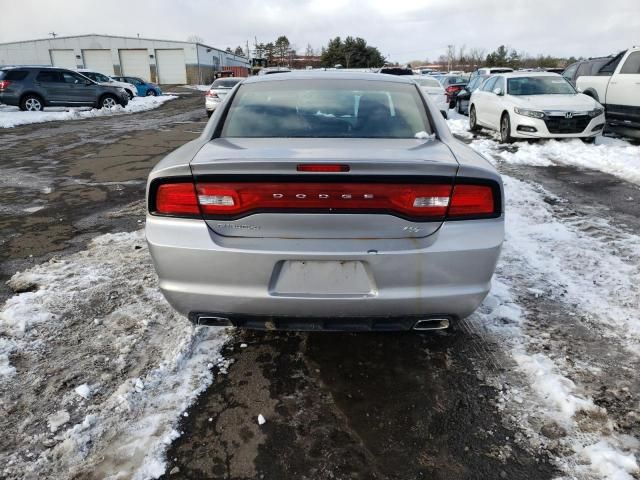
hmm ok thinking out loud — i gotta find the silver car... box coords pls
[147,71,504,331]
[205,77,245,117]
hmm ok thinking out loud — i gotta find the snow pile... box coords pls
[470,174,640,480]
[0,230,229,479]
[183,84,212,91]
[445,114,640,185]
[0,95,177,128]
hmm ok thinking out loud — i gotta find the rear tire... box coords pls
[581,136,596,144]
[469,106,481,131]
[441,110,448,119]
[457,99,463,115]
[500,112,514,144]
[125,89,134,100]
[20,94,44,112]
[99,95,118,109]
[207,110,213,118]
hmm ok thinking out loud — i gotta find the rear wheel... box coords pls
[99,95,118,109]
[469,106,481,131]
[207,110,213,118]
[146,89,157,97]
[125,89,134,100]
[581,136,596,144]
[20,94,44,112]
[457,99,463,114]
[500,113,514,144]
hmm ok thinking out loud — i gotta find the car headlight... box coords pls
[589,107,604,118]
[514,107,545,119]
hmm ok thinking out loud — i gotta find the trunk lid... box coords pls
[190,138,459,239]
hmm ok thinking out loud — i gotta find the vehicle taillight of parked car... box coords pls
[151,180,499,220]
[0,80,10,90]
[205,90,218,98]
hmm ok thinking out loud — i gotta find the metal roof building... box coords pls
[0,34,250,85]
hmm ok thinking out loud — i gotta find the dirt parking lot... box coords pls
[1,93,639,480]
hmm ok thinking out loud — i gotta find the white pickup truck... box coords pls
[576,47,640,131]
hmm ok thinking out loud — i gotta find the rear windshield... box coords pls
[416,77,441,88]
[221,79,431,139]
[507,76,576,95]
[212,78,242,88]
[0,69,29,81]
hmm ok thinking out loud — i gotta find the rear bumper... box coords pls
[146,215,504,323]
[205,97,221,111]
[0,92,19,106]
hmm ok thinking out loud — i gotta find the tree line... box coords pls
[409,44,581,71]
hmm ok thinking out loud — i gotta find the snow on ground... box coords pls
[447,109,640,185]
[0,230,230,479]
[453,112,640,479]
[0,95,177,129]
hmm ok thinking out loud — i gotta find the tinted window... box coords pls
[85,72,110,82]
[62,72,87,84]
[36,71,62,82]
[0,70,29,81]
[507,76,575,95]
[212,78,242,88]
[599,52,624,75]
[482,76,498,92]
[221,79,431,139]
[563,63,578,80]
[620,52,640,74]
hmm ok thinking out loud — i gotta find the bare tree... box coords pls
[187,35,204,44]
[305,43,315,57]
[457,44,467,70]
[446,45,456,71]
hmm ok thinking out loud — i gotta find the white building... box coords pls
[0,34,250,85]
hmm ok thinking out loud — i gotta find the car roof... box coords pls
[243,70,418,84]
[495,71,563,78]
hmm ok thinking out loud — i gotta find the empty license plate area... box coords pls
[270,260,375,297]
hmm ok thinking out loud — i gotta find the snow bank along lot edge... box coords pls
[0,109,639,479]
[0,95,177,128]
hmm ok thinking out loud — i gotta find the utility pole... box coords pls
[49,32,57,38]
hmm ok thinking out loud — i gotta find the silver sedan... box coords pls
[147,71,504,331]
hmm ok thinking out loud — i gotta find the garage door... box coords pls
[119,49,150,81]
[156,49,187,84]
[83,49,114,75]
[50,49,76,69]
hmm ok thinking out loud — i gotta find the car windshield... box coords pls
[416,77,441,88]
[212,78,242,88]
[508,76,576,95]
[221,78,431,139]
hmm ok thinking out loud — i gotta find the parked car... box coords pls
[205,77,245,117]
[469,72,605,143]
[145,71,504,331]
[257,67,291,75]
[0,66,129,111]
[455,75,489,115]
[437,74,469,108]
[378,66,414,76]
[77,69,138,99]
[470,67,513,81]
[111,76,162,96]
[412,75,448,118]
[562,57,611,86]
[576,48,640,132]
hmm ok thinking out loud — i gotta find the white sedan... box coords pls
[469,72,605,143]
[413,76,449,118]
[77,69,139,100]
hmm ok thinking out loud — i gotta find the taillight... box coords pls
[446,85,462,93]
[0,80,10,90]
[155,183,200,215]
[150,180,499,220]
[205,90,218,98]
[448,184,495,217]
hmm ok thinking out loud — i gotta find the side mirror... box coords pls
[493,87,503,96]
[576,87,582,93]
[85,80,93,86]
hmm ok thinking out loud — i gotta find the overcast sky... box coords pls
[1,0,638,63]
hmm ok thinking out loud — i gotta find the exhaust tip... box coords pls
[413,318,450,331]
[195,315,232,327]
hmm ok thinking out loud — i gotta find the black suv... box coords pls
[0,66,129,111]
